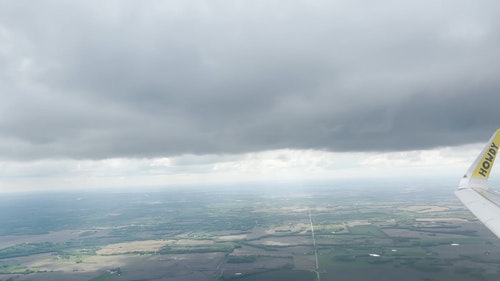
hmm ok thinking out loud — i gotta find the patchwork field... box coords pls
[1,185,500,281]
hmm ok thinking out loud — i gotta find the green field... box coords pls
[347,225,388,237]
[0,185,499,281]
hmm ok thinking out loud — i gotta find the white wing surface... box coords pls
[455,129,500,238]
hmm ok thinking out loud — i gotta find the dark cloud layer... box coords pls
[1,0,500,159]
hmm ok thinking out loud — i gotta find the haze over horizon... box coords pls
[1,1,500,191]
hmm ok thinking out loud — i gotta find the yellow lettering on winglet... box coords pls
[472,130,500,179]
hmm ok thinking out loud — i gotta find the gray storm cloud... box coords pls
[1,0,500,160]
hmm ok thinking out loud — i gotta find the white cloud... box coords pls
[1,1,499,191]
[0,143,489,192]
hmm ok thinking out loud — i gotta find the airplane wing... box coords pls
[455,129,500,238]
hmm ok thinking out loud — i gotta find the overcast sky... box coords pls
[1,1,500,191]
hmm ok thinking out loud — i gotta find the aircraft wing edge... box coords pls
[455,188,500,239]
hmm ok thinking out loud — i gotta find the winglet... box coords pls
[459,129,500,190]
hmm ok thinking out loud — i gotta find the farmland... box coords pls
[1,184,500,281]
